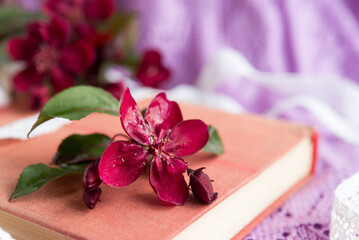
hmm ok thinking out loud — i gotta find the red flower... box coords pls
[7,17,96,93]
[136,50,171,88]
[43,0,115,45]
[99,89,209,205]
[44,0,114,24]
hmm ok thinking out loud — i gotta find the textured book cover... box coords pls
[0,102,317,239]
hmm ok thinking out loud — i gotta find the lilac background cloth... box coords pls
[116,1,359,239]
[118,0,359,89]
[5,0,359,238]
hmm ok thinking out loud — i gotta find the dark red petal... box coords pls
[120,88,152,145]
[165,157,188,175]
[49,67,74,92]
[104,81,127,100]
[141,50,161,66]
[7,38,39,61]
[75,24,96,41]
[48,16,71,48]
[29,86,50,110]
[27,21,50,42]
[13,66,44,92]
[84,0,114,20]
[158,67,170,81]
[59,41,96,73]
[43,0,63,16]
[136,65,171,88]
[83,187,102,209]
[164,120,209,157]
[145,92,183,142]
[83,160,102,191]
[99,141,148,188]
[149,156,188,205]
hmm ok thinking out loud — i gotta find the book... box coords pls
[0,101,317,240]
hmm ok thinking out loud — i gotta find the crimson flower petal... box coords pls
[29,86,50,110]
[149,156,188,205]
[75,24,96,41]
[83,187,102,209]
[136,66,170,88]
[48,16,71,48]
[99,141,148,188]
[104,81,126,100]
[13,66,44,92]
[59,41,96,73]
[120,88,152,145]
[27,21,50,42]
[165,156,188,175]
[7,38,39,62]
[145,92,183,142]
[49,67,74,92]
[83,0,115,20]
[142,50,161,66]
[164,120,209,157]
[43,0,64,16]
[83,160,101,191]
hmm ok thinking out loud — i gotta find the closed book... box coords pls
[0,102,317,239]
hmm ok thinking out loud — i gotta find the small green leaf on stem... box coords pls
[202,125,224,155]
[27,86,120,137]
[53,133,111,165]
[10,163,88,201]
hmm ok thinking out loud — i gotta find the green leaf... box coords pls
[53,133,111,165]
[202,125,224,155]
[27,86,120,137]
[10,163,88,201]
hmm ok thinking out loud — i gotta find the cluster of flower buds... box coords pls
[187,168,218,204]
[82,159,102,209]
[6,0,171,110]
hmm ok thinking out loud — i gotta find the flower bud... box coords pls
[83,188,102,209]
[188,167,218,204]
[83,160,102,191]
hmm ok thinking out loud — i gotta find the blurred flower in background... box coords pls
[0,0,171,110]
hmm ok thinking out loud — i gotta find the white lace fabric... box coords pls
[331,172,359,240]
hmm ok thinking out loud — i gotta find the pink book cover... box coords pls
[0,102,317,239]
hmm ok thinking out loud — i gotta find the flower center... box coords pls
[34,46,58,73]
[146,66,159,77]
[148,138,173,162]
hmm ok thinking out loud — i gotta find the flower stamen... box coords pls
[34,46,58,73]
